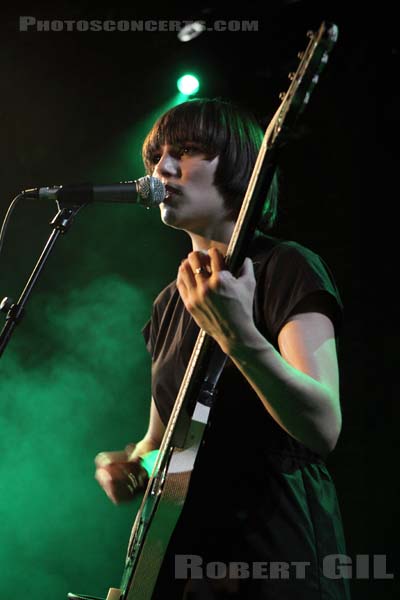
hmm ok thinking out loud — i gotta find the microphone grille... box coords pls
[137,176,165,206]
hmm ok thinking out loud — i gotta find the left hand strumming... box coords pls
[176,247,257,354]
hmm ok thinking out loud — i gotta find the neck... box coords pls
[187,220,235,254]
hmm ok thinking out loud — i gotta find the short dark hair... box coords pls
[142,98,278,231]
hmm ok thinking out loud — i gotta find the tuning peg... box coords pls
[279,92,286,100]
[307,30,314,38]
[288,72,296,80]
[297,51,304,60]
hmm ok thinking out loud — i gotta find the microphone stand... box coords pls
[0,201,85,358]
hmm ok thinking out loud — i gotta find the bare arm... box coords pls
[178,248,342,458]
[126,397,166,459]
[227,311,341,457]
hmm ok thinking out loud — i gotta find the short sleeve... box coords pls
[141,280,177,358]
[257,242,343,344]
[141,318,154,355]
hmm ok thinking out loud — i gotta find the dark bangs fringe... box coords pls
[143,100,228,170]
[142,98,278,231]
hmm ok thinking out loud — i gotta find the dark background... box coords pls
[0,2,395,599]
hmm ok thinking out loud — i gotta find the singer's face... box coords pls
[151,143,232,238]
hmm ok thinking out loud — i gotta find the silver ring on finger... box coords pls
[126,472,139,494]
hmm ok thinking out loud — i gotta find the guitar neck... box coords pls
[125,15,340,583]
[67,20,340,600]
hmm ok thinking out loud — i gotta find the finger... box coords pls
[179,260,198,289]
[177,265,190,304]
[124,464,148,491]
[95,464,143,504]
[95,450,128,467]
[187,251,212,278]
[208,247,226,273]
[95,466,113,487]
[95,467,120,503]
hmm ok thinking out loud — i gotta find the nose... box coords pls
[153,151,181,179]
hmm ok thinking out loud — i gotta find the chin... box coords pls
[160,205,182,229]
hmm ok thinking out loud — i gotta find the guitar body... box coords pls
[122,402,210,599]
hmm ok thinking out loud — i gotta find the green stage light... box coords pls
[177,74,200,95]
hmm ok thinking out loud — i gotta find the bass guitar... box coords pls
[68,20,339,600]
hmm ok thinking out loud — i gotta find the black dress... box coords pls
[142,233,351,599]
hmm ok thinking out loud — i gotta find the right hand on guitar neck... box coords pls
[94,441,155,504]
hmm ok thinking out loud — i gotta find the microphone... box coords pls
[22,176,165,207]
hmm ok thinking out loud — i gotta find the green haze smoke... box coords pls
[0,274,152,598]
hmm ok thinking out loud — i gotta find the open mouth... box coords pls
[165,184,182,198]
